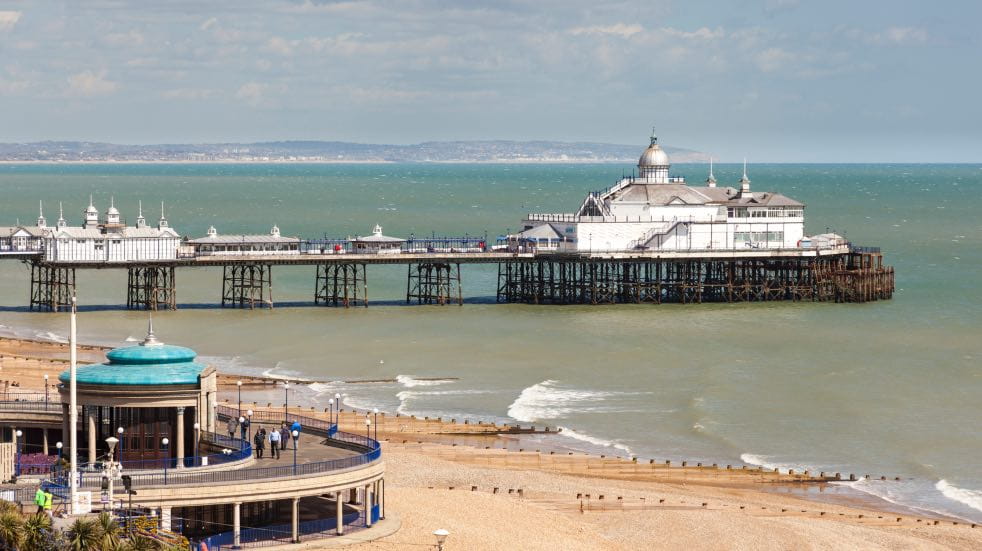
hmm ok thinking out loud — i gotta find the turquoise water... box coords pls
[0,162,980,520]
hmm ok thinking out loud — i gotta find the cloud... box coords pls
[0,10,21,31]
[755,47,795,72]
[161,88,217,100]
[568,23,642,38]
[200,17,217,31]
[881,26,927,44]
[264,36,296,55]
[67,70,118,96]
[235,81,285,106]
[103,30,145,47]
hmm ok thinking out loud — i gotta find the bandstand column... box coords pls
[291,497,300,543]
[42,428,49,455]
[365,483,373,527]
[160,506,171,532]
[233,502,242,549]
[87,408,97,464]
[175,407,185,468]
[335,492,344,536]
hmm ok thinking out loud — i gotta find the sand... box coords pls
[4,336,981,550]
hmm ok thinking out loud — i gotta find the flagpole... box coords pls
[69,294,78,515]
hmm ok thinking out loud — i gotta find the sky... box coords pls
[0,0,979,161]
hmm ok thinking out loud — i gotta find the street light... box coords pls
[291,430,299,475]
[237,381,243,416]
[14,430,22,477]
[284,382,290,423]
[373,408,379,441]
[117,427,124,460]
[246,410,253,442]
[433,529,449,551]
[328,399,334,425]
[43,374,49,407]
[105,436,118,511]
[238,416,246,445]
[56,441,63,465]
[365,417,371,441]
[334,393,341,424]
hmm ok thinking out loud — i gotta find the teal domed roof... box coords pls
[59,322,205,386]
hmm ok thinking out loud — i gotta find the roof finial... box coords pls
[39,200,43,217]
[138,200,143,217]
[739,157,751,194]
[650,126,658,146]
[742,158,748,180]
[110,196,114,209]
[706,157,717,187]
[142,314,162,346]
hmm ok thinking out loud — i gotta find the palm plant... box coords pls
[97,512,122,550]
[0,510,24,550]
[121,535,163,551]
[23,512,54,551]
[66,516,102,551]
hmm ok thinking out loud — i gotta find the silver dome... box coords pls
[638,143,670,167]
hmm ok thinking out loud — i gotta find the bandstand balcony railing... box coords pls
[215,404,339,439]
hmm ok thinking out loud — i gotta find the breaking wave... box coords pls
[507,379,649,423]
[396,375,453,388]
[936,480,982,516]
[558,426,632,456]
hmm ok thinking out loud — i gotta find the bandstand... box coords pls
[21,322,390,547]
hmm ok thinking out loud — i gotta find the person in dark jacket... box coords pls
[254,428,266,459]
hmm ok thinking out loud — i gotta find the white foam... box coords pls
[558,426,632,456]
[936,480,982,515]
[507,380,647,423]
[34,330,68,344]
[739,453,810,472]
[396,375,453,388]
[308,381,344,395]
[395,388,492,416]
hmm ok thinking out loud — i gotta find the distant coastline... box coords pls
[0,139,708,164]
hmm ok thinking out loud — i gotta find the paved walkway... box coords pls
[239,425,362,466]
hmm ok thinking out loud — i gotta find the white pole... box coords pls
[69,294,78,515]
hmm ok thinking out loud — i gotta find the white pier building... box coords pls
[43,199,181,262]
[513,132,816,253]
[188,225,301,256]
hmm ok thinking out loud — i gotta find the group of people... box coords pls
[33,487,53,517]
[226,416,302,460]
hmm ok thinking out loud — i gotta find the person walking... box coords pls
[34,487,45,514]
[253,429,265,459]
[268,428,280,459]
[42,488,53,518]
[226,417,236,440]
[279,424,289,452]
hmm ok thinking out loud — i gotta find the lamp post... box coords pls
[117,427,124,466]
[328,399,334,426]
[334,393,341,424]
[236,381,242,417]
[105,436,118,511]
[193,422,200,466]
[56,441,63,468]
[43,374,49,407]
[284,382,290,423]
[291,430,299,475]
[433,529,449,551]
[365,417,371,441]
[69,294,79,514]
[238,416,246,446]
[246,410,253,443]
[161,437,169,469]
[372,408,379,441]
[14,429,22,477]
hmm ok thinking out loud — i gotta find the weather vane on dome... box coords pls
[650,126,658,145]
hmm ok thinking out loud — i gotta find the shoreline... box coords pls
[2,333,980,547]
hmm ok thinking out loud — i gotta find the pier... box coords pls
[7,243,893,311]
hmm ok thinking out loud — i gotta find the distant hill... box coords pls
[0,140,706,163]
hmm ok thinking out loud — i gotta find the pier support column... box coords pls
[365,483,373,527]
[126,265,176,310]
[407,263,462,305]
[314,263,367,307]
[233,502,242,549]
[291,497,300,542]
[29,262,75,312]
[335,491,344,535]
[222,264,273,309]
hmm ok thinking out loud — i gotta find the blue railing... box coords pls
[197,511,362,550]
[216,405,338,439]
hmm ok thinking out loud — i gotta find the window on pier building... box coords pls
[727,207,749,218]
[734,231,784,243]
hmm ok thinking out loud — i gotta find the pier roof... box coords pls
[606,183,803,207]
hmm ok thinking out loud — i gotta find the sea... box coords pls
[0,162,979,521]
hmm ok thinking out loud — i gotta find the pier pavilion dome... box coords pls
[638,129,670,183]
